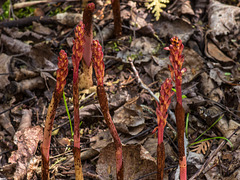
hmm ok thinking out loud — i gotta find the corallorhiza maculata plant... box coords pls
[165,36,187,180]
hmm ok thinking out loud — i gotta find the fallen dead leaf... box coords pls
[113,102,145,135]
[208,1,240,36]
[205,39,234,64]
[0,105,15,137]
[8,126,43,180]
[96,143,157,180]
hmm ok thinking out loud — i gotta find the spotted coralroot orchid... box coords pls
[92,40,105,86]
[92,40,123,180]
[165,36,187,180]
[42,50,68,180]
[72,22,85,83]
[83,2,95,67]
[72,21,85,180]
[78,3,95,90]
[164,37,186,105]
[111,0,122,37]
[153,78,173,180]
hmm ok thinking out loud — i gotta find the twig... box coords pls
[129,58,158,102]
[0,16,57,28]
[84,172,105,180]
[129,57,176,123]
[9,0,17,20]
[197,93,240,122]
[0,96,36,116]
[13,0,78,9]
[189,126,240,180]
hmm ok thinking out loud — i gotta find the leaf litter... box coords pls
[0,0,240,179]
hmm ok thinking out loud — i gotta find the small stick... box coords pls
[129,57,176,123]
[129,58,158,102]
[0,97,35,116]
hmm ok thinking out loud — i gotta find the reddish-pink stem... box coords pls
[176,79,182,106]
[97,86,123,180]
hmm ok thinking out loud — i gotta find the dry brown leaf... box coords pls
[0,53,11,90]
[113,102,145,135]
[205,39,234,64]
[0,105,15,136]
[9,126,43,180]
[97,143,157,180]
[190,140,211,154]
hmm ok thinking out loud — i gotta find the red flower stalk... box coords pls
[165,36,187,180]
[72,22,85,83]
[42,50,68,180]
[83,2,95,67]
[72,21,85,180]
[92,40,123,180]
[111,0,122,37]
[153,78,173,180]
[92,40,105,86]
[164,37,186,105]
[78,3,94,91]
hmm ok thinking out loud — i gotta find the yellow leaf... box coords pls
[117,65,124,71]
[145,0,169,21]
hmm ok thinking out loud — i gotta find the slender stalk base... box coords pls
[111,0,122,37]
[97,86,123,180]
[73,147,84,180]
[73,81,84,180]
[42,92,61,180]
[175,102,186,180]
[157,142,165,180]
[179,156,187,180]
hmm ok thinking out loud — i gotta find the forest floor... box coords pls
[0,0,240,179]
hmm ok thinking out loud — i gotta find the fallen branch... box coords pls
[0,16,56,28]
[6,77,45,95]
[13,0,78,9]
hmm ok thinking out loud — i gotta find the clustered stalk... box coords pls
[91,40,123,180]
[83,2,95,67]
[72,21,85,180]
[79,3,95,90]
[41,50,68,180]
[153,78,173,180]
[165,37,187,180]
[111,0,122,37]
